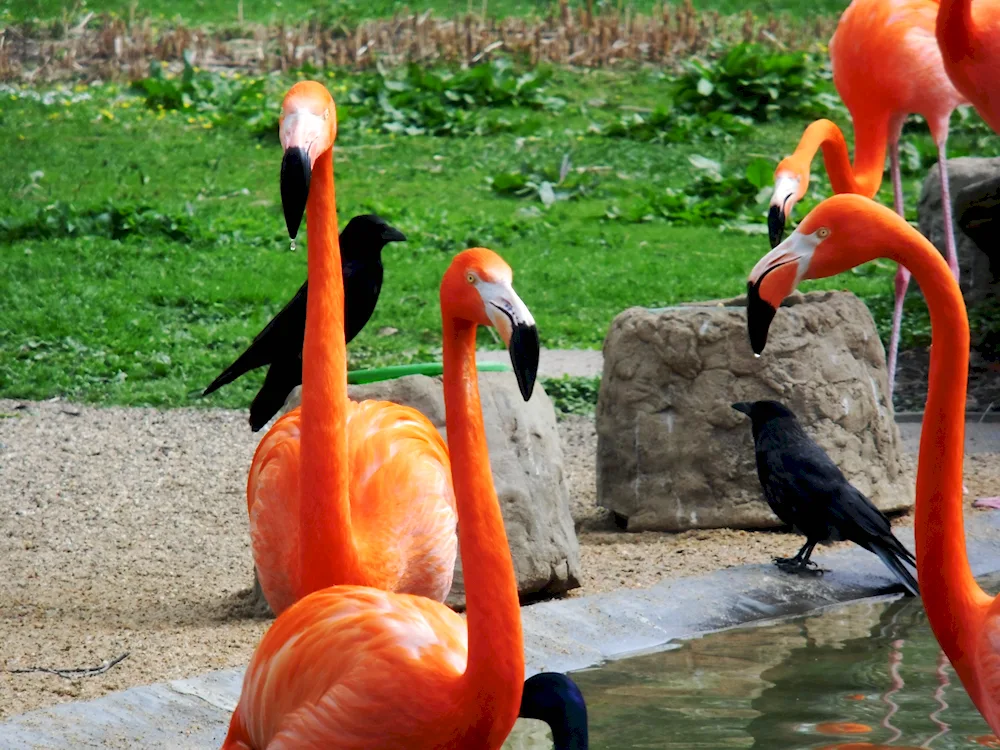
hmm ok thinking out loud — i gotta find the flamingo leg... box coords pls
[888,140,910,399]
[937,140,961,282]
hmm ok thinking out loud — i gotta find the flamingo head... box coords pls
[747,194,880,354]
[442,248,539,401]
[279,81,337,240]
[768,164,808,249]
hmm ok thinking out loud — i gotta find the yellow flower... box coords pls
[202,121,213,129]
[187,116,196,124]
[18,134,25,140]
[100,108,114,120]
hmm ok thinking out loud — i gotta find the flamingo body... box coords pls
[223,586,475,750]
[937,0,1000,133]
[249,401,457,615]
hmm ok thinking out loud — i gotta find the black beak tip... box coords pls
[280,147,311,240]
[746,280,776,356]
[509,324,540,402]
[731,402,752,416]
[384,227,407,243]
[767,205,785,250]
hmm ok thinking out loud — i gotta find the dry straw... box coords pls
[0,1,835,83]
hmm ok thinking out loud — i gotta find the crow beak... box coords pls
[731,402,753,416]
[280,147,311,240]
[382,225,407,244]
[483,282,539,401]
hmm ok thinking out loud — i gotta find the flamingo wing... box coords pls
[224,586,468,750]
[247,400,457,614]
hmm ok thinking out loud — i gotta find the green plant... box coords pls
[672,44,840,122]
[603,108,751,143]
[489,154,596,206]
[0,201,200,243]
[606,155,773,228]
[346,59,564,137]
[541,375,601,416]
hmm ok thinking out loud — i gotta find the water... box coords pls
[506,593,999,749]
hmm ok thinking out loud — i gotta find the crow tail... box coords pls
[872,542,920,596]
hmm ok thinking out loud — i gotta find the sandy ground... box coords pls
[0,400,998,720]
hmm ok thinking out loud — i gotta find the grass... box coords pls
[6,0,853,26]
[1,51,996,409]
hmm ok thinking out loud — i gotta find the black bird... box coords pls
[203,214,406,431]
[732,400,919,596]
[519,672,589,750]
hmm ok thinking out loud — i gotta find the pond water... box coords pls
[505,592,999,749]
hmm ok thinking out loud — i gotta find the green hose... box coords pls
[347,361,512,385]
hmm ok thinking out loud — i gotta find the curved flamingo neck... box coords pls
[874,212,990,694]
[784,119,887,198]
[937,0,976,59]
[442,315,523,742]
[299,148,360,593]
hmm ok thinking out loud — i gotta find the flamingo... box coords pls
[766,0,965,396]
[202,214,407,431]
[745,192,1000,734]
[937,0,1000,133]
[248,81,537,617]
[221,244,540,748]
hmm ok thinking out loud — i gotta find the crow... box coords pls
[203,214,406,431]
[520,673,589,750]
[732,400,919,596]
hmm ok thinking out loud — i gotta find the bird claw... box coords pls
[773,558,825,576]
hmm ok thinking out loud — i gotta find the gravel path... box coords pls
[0,399,997,720]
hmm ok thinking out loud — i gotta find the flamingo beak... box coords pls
[768,174,800,249]
[746,237,811,354]
[482,282,539,401]
[279,110,326,240]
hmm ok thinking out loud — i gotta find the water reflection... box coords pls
[505,595,997,749]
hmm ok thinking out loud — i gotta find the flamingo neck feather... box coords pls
[442,315,523,743]
[937,0,976,60]
[878,213,990,693]
[299,148,359,592]
[789,118,887,198]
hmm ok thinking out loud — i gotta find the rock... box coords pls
[275,372,581,608]
[919,156,1000,306]
[596,291,914,532]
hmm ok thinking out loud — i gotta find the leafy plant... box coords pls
[133,54,280,137]
[490,154,595,206]
[346,58,564,137]
[607,155,773,227]
[542,375,601,416]
[672,44,839,122]
[603,107,751,143]
[0,201,200,243]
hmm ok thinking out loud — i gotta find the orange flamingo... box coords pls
[937,0,1000,133]
[767,0,964,395]
[221,245,538,749]
[249,82,537,616]
[746,192,1000,734]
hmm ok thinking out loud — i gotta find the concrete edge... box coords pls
[3,513,1000,748]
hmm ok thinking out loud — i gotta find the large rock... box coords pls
[596,291,914,532]
[279,372,581,608]
[919,156,1000,306]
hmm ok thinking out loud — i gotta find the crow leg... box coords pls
[775,541,824,575]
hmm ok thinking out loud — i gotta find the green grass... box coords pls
[1,57,995,409]
[5,0,852,26]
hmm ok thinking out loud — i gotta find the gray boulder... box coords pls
[596,291,914,532]
[919,156,999,305]
[275,372,581,608]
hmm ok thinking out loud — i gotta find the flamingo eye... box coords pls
[466,273,476,284]
[816,227,830,239]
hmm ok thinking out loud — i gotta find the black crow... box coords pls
[520,673,589,750]
[732,400,919,596]
[203,214,406,430]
